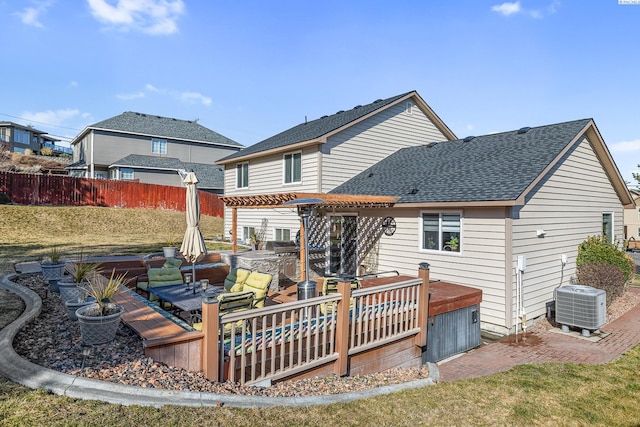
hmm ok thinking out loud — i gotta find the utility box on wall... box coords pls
[423,282,483,363]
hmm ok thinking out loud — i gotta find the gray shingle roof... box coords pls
[330,119,593,204]
[218,91,414,162]
[89,112,243,148]
[110,154,224,189]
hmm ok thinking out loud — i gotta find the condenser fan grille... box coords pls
[555,285,606,330]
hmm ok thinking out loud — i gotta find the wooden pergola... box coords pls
[221,192,398,281]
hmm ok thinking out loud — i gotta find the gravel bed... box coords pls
[11,274,430,397]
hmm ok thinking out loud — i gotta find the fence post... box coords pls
[415,263,430,347]
[333,280,350,376]
[202,297,220,381]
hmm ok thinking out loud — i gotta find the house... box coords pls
[218,88,632,334]
[216,90,456,244]
[329,118,633,334]
[0,121,72,156]
[623,189,640,244]
[66,111,243,190]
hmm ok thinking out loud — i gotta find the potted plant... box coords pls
[40,247,65,292]
[75,269,126,345]
[163,237,178,258]
[445,236,459,252]
[64,295,96,321]
[59,258,103,304]
[250,232,260,250]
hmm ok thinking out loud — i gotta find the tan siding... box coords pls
[224,147,319,196]
[511,137,625,325]
[370,207,508,329]
[623,194,640,240]
[321,103,448,191]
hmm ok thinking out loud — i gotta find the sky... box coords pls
[2,0,640,184]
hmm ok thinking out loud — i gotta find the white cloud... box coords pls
[14,1,54,28]
[181,91,212,106]
[145,83,161,92]
[20,109,83,126]
[87,0,185,35]
[610,139,640,153]
[492,1,560,19]
[492,1,521,16]
[116,91,145,100]
[69,81,79,88]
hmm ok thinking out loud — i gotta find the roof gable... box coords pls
[75,112,243,148]
[110,154,224,189]
[331,118,631,205]
[217,91,455,163]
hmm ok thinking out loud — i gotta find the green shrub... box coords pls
[577,235,634,283]
[576,263,626,308]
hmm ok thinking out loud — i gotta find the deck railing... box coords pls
[201,266,430,385]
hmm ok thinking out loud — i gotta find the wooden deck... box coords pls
[113,289,203,371]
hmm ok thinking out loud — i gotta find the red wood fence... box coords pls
[0,171,224,217]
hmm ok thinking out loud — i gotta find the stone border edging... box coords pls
[0,274,439,408]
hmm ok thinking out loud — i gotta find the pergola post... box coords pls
[231,207,237,254]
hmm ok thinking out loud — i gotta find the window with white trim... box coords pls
[275,228,291,241]
[120,168,134,180]
[151,138,167,154]
[236,162,249,188]
[242,226,256,243]
[421,212,461,252]
[284,152,301,184]
[602,212,613,244]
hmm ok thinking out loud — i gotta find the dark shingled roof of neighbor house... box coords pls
[218,92,414,161]
[89,112,243,148]
[110,154,224,189]
[330,118,593,204]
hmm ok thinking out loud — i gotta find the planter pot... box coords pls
[76,303,124,345]
[41,262,65,281]
[163,247,177,258]
[49,279,60,293]
[58,281,85,304]
[64,298,96,321]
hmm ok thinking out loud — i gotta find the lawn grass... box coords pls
[2,204,640,426]
[0,205,227,274]
[2,348,640,426]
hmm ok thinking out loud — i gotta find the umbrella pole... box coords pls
[192,262,196,283]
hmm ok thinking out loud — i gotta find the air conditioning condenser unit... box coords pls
[555,285,606,334]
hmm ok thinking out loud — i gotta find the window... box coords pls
[236,162,249,188]
[151,138,167,154]
[421,212,461,252]
[602,212,613,244]
[0,128,8,142]
[284,152,301,183]
[14,129,30,144]
[242,226,256,243]
[120,168,134,180]
[275,228,291,241]
[109,169,117,179]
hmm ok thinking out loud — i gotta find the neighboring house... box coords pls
[329,118,633,334]
[66,111,243,188]
[216,90,456,244]
[623,189,640,242]
[0,121,72,156]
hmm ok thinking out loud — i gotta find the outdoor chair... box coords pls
[223,267,251,292]
[192,290,256,335]
[320,276,361,315]
[135,266,184,308]
[241,271,273,308]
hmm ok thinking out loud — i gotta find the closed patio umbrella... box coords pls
[180,171,207,282]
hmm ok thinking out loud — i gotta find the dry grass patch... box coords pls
[0,205,225,274]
